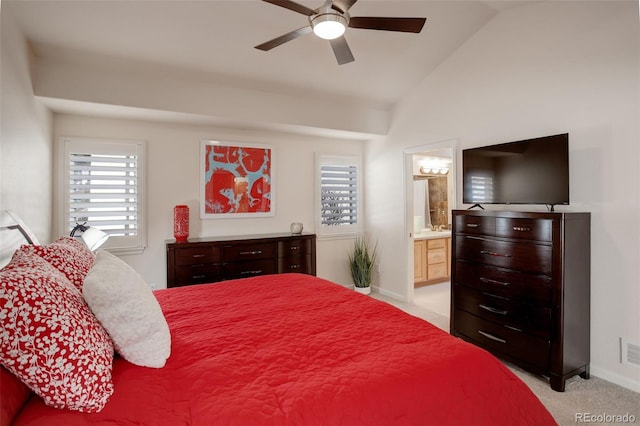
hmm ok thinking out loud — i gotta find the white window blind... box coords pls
[61,138,146,253]
[316,155,361,236]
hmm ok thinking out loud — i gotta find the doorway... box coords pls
[404,140,456,317]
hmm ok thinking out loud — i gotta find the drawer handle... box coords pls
[479,277,510,287]
[480,250,511,258]
[192,274,205,280]
[478,330,507,344]
[479,304,508,315]
[290,246,300,250]
[466,223,480,228]
[240,250,263,256]
[512,226,532,232]
[290,265,301,269]
[240,269,263,275]
[192,254,206,258]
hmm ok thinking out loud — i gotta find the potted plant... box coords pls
[348,236,378,295]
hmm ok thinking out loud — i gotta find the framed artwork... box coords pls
[200,141,274,218]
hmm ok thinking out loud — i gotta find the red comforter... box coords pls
[12,274,555,425]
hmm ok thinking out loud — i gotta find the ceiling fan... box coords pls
[255,0,427,65]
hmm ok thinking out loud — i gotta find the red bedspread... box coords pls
[12,274,555,425]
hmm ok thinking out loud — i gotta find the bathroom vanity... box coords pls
[414,231,451,286]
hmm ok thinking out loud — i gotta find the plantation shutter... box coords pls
[62,138,146,253]
[320,164,358,225]
[316,155,361,236]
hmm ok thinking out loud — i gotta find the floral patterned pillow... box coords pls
[0,250,114,412]
[20,237,95,290]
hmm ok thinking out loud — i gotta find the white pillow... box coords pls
[83,250,171,368]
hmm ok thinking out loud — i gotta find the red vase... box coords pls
[173,205,189,243]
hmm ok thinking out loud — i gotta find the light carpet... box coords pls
[371,292,640,425]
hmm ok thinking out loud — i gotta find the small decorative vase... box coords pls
[290,222,303,234]
[173,205,189,243]
[354,286,371,295]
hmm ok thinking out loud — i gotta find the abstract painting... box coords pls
[200,141,274,218]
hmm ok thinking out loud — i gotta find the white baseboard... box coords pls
[374,285,407,302]
[590,365,640,393]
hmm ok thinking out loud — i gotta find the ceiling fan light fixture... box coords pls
[311,9,348,40]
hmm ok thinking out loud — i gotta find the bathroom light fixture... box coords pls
[310,7,348,40]
[420,166,449,175]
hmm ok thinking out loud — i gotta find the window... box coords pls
[61,137,146,253]
[315,154,361,237]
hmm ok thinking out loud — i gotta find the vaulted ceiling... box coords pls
[5,0,534,135]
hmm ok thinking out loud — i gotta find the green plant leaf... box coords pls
[348,236,378,287]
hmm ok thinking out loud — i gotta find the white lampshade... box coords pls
[311,11,347,40]
[81,227,109,251]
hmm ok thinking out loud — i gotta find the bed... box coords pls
[1,219,556,425]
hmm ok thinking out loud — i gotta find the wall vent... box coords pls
[621,338,640,367]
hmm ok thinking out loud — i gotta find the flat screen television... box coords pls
[462,133,569,208]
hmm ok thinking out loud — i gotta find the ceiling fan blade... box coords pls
[261,0,316,16]
[255,26,313,51]
[331,0,358,14]
[329,36,355,65]
[349,17,426,33]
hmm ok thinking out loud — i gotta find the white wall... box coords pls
[35,54,389,137]
[0,8,53,241]
[53,114,362,288]
[366,1,639,391]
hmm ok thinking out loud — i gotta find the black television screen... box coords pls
[462,133,569,206]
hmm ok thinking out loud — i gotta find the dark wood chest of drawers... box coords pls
[166,233,316,288]
[450,210,590,391]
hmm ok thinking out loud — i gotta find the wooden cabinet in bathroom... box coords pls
[414,236,451,286]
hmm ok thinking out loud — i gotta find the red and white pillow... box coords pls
[20,237,95,290]
[0,249,114,412]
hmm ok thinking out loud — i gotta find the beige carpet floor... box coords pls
[372,292,640,425]
[509,363,639,425]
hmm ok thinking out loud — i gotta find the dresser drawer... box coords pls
[167,234,316,288]
[224,259,277,280]
[278,238,312,257]
[223,243,277,262]
[454,261,552,305]
[278,255,312,274]
[453,286,551,338]
[496,218,552,242]
[454,309,550,370]
[455,236,552,275]
[174,264,223,286]
[454,215,495,236]
[174,246,221,266]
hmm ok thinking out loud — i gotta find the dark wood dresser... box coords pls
[166,233,316,288]
[450,210,590,391]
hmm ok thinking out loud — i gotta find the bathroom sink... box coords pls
[414,230,451,239]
